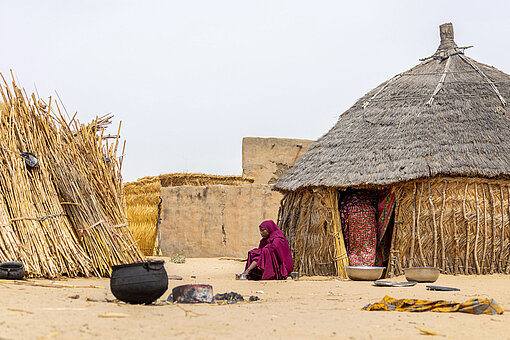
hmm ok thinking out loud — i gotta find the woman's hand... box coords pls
[244,260,258,274]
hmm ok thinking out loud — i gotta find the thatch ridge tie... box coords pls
[458,54,507,108]
[363,57,436,111]
[362,73,403,110]
[427,56,452,106]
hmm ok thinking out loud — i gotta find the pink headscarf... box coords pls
[258,220,294,275]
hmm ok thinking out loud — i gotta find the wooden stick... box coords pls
[482,184,488,274]
[488,184,496,274]
[389,186,402,277]
[410,182,417,267]
[499,186,505,272]
[439,181,447,272]
[428,182,438,268]
[328,189,348,278]
[299,196,314,272]
[416,182,426,266]
[474,183,481,274]
[453,181,460,275]
[506,187,510,274]
[462,182,469,274]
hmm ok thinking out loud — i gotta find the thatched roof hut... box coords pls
[275,23,510,277]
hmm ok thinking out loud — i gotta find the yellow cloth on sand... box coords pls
[362,295,504,315]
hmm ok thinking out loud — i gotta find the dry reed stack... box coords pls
[0,79,93,277]
[44,114,144,276]
[124,173,255,255]
[275,23,510,277]
[0,73,143,277]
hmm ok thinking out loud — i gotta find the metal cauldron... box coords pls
[110,260,168,304]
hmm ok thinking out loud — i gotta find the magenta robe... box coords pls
[245,220,294,280]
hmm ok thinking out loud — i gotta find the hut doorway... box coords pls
[277,187,396,278]
[338,188,395,271]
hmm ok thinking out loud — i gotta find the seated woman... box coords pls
[240,220,293,280]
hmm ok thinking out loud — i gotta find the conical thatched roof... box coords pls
[275,23,510,192]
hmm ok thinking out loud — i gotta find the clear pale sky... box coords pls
[1,0,509,182]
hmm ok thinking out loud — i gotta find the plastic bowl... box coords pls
[345,266,385,281]
[404,267,440,283]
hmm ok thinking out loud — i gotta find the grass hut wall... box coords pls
[274,23,510,277]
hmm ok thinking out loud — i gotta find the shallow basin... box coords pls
[404,267,440,283]
[345,266,385,281]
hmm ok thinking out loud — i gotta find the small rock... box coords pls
[68,294,80,299]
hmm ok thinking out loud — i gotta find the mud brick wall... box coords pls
[242,137,314,184]
[160,184,282,258]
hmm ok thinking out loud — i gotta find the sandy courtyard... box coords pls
[1,257,509,339]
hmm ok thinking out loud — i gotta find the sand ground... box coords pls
[0,257,509,340]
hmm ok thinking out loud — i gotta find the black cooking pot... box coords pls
[110,260,168,304]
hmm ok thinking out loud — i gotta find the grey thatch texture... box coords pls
[275,23,510,192]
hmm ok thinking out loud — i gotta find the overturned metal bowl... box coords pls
[345,266,385,281]
[404,267,440,283]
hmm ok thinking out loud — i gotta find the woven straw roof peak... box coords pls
[275,23,510,192]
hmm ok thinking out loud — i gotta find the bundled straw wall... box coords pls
[390,177,510,276]
[279,176,510,278]
[278,188,348,277]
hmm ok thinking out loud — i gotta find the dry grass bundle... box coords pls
[278,188,348,277]
[123,177,162,255]
[158,173,253,187]
[390,177,510,276]
[0,73,143,277]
